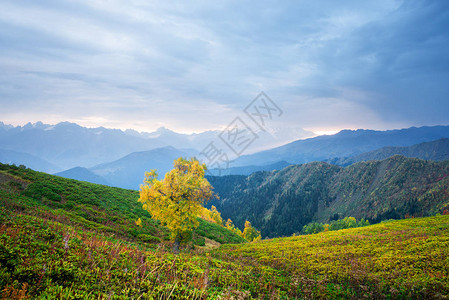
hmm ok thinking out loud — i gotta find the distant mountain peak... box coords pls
[21,121,52,130]
[55,121,82,128]
[154,126,179,136]
[0,122,13,130]
[124,129,140,136]
[156,126,172,133]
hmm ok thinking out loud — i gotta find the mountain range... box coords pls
[0,122,209,171]
[89,146,198,189]
[0,148,60,173]
[2,122,449,239]
[2,122,449,190]
[206,161,292,176]
[52,125,449,190]
[0,121,314,172]
[327,138,449,166]
[54,146,198,189]
[57,136,449,190]
[231,125,449,167]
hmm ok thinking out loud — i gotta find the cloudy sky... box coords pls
[1,0,448,134]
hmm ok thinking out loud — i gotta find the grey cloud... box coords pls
[0,0,447,132]
[302,0,449,124]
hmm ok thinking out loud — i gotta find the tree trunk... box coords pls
[173,234,180,254]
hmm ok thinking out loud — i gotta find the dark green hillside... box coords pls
[323,155,449,222]
[0,163,245,247]
[208,162,341,238]
[208,155,449,237]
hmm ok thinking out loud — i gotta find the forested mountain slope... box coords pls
[208,155,449,237]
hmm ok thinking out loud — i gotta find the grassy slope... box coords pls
[215,215,449,299]
[1,205,448,298]
[1,163,448,298]
[0,163,245,248]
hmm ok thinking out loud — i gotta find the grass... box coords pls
[2,210,448,298]
[0,212,278,299]
[214,215,449,298]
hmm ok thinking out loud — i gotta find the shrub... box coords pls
[137,234,161,243]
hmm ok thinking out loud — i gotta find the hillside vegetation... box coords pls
[208,155,449,237]
[214,215,449,299]
[0,163,245,249]
[1,194,448,298]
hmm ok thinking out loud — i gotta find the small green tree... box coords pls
[138,157,213,253]
[358,218,370,227]
[242,221,261,242]
[301,222,325,234]
[225,218,243,236]
[209,205,223,226]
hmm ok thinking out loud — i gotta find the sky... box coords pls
[0,0,448,134]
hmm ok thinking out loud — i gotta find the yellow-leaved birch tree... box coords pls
[138,157,213,253]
